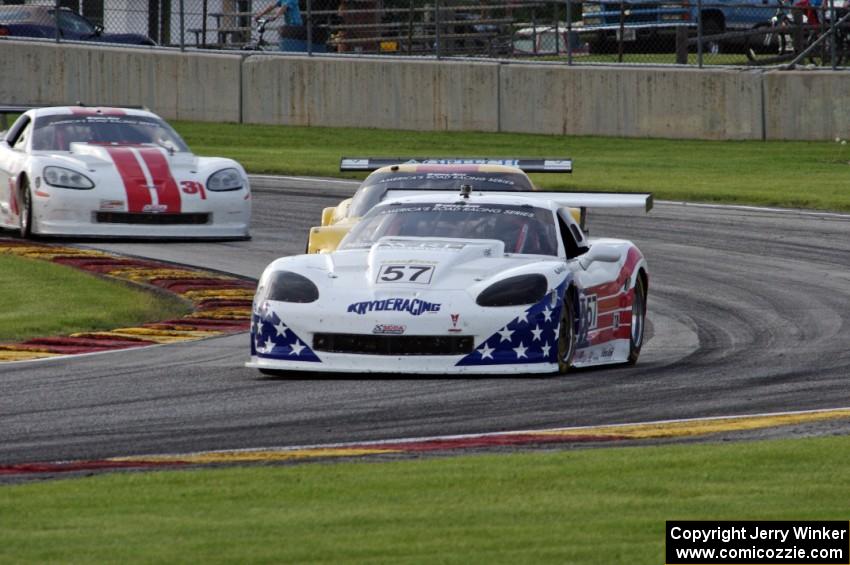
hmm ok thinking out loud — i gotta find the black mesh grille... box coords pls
[95,212,210,225]
[313,333,474,356]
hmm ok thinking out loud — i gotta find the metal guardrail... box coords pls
[0,0,847,68]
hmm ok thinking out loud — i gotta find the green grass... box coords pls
[175,121,850,211]
[0,254,189,342]
[0,435,848,563]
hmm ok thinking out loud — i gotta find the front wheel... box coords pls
[18,180,33,239]
[557,296,577,374]
[627,275,647,365]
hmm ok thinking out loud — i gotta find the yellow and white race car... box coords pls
[307,157,573,254]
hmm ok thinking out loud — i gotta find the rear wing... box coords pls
[384,189,651,211]
[383,189,652,230]
[340,157,573,173]
[552,192,653,230]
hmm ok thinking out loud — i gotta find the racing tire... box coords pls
[18,180,33,239]
[557,295,577,374]
[627,275,647,365]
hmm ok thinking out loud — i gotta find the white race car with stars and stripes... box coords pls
[248,188,652,375]
[0,106,250,239]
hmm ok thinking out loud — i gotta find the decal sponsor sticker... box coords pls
[347,298,441,316]
[142,204,168,213]
[577,293,598,347]
[448,313,462,333]
[543,160,572,170]
[376,264,435,284]
[69,106,126,116]
[375,173,517,187]
[408,158,520,166]
[180,180,207,200]
[377,240,465,252]
[372,324,406,335]
[99,200,125,211]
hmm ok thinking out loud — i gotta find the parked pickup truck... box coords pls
[580,0,778,53]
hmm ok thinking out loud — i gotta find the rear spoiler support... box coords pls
[340,157,572,174]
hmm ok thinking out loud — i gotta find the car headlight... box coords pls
[262,271,319,303]
[42,166,94,190]
[476,274,548,307]
[207,168,243,192]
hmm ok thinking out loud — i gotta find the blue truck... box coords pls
[580,0,779,53]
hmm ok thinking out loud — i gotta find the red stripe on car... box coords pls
[137,148,182,213]
[583,247,645,346]
[104,147,152,212]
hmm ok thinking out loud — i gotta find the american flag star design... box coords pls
[456,280,568,367]
[250,307,321,363]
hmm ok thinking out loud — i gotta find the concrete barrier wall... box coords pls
[3,40,850,140]
[242,55,499,131]
[0,41,241,122]
[499,65,765,140]
[764,70,850,140]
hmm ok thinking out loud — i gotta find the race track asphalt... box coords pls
[1,176,849,465]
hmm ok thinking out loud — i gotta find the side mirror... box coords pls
[94,24,104,35]
[579,247,621,270]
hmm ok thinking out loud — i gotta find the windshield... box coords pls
[0,9,32,23]
[51,10,95,35]
[32,114,190,152]
[348,171,533,218]
[340,202,559,256]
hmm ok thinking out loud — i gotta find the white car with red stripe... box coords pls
[0,106,250,239]
[247,189,651,375]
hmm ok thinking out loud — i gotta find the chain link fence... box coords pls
[1,0,848,67]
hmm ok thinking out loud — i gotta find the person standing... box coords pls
[255,0,305,51]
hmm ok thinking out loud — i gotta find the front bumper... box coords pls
[246,352,558,375]
[31,186,250,239]
[246,286,568,375]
